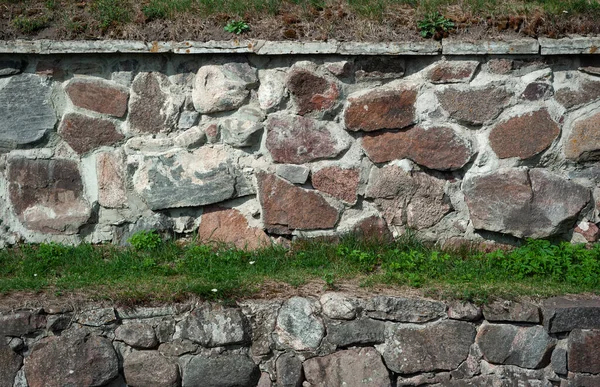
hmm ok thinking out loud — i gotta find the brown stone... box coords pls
[427,61,479,84]
[129,72,179,134]
[58,113,124,155]
[345,86,417,132]
[286,68,339,115]
[437,87,511,125]
[365,165,451,230]
[575,221,600,242]
[199,207,270,250]
[0,340,22,387]
[565,111,600,161]
[97,151,127,208]
[354,57,405,81]
[556,78,600,109]
[312,167,360,204]
[266,114,348,164]
[65,79,129,117]
[36,60,64,79]
[0,311,46,336]
[521,82,553,101]
[569,373,600,386]
[362,126,473,170]
[8,158,91,234]
[257,172,340,233]
[483,301,540,323]
[124,351,180,387]
[489,109,560,160]
[352,216,392,242]
[569,329,600,374]
[486,59,513,74]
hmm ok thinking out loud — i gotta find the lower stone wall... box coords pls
[1,294,600,386]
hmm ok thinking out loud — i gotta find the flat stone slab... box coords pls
[442,39,539,55]
[540,37,600,55]
[542,296,600,333]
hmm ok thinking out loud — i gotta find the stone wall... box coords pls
[2,295,600,386]
[1,42,600,247]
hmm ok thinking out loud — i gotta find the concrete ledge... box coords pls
[442,39,540,55]
[539,37,600,55]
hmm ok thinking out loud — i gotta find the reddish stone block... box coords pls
[345,87,417,132]
[312,167,360,204]
[65,79,129,117]
[58,113,124,155]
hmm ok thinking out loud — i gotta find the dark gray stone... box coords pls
[327,318,385,347]
[0,74,56,149]
[365,296,446,322]
[0,311,45,336]
[551,342,568,375]
[182,354,260,387]
[180,304,250,347]
[276,353,303,387]
[46,314,72,332]
[0,60,25,76]
[115,322,158,349]
[542,297,600,333]
[275,297,325,351]
[568,329,600,374]
[124,351,179,387]
[483,301,540,323]
[0,340,22,387]
[568,373,600,387]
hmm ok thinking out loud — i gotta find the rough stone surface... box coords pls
[521,82,553,101]
[24,332,119,387]
[568,329,600,374]
[482,301,540,323]
[192,62,257,113]
[354,56,405,81]
[320,293,357,320]
[464,168,590,238]
[115,322,158,349]
[489,109,560,159]
[258,172,339,233]
[361,126,473,170]
[65,79,129,117]
[345,86,417,132]
[312,167,359,203]
[275,164,310,184]
[565,111,600,161]
[0,340,22,387]
[97,150,127,208]
[427,61,479,83]
[327,318,386,347]
[551,341,568,375]
[158,339,197,357]
[8,158,91,234]
[129,72,179,134]
[448,301,483,321]
[437,87,511,125]
[574,220,600,242]
[365,296,446,322]
[180,304,249,347]
[220,105,265,148]
[258,69,286,110]
[555,79,600,109]
[365,166,451,230]
[266,113,348,164]
[77,307,117,326]
[380,320,475,373]
[543,297,600,333]
[0,311,45,336]
[476,324,555,369]
[303,348,391,386]
[133,146,239,211]
[286,68,339,115]
[182,354,260,387]
[275,297,325,351]
[0,74,56,149]
[351,216,393,242]
[58,113,124,155]
[124,351,179,387]
[569,373,600,386]
[198,206,270,249]
[0,59,24,76]
[276,353,303,387]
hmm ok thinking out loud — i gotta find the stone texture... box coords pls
[464,168,590,238]
[483,300,540,323]
[351,216,393,242]
[427,61,479,83]
[275,297,325,351]
[58,113,124,155]
[24,332,119,387]
[437,87,511,125]
[380,320,475,373]
[97,150,127,208]
[565,111,600,162]
[543,297,600,333]
[192,62,258,113]
[569,373,600,386]
[551,341,568,375]
[266,114,348,164]
[258,172,339,233]
[354,56,405,81]
[275,164,310,184]
[521,82,553,101]
[182,354,260,387]
[0,74,56,149]
[365,166,451,230]
[115,322,158,349]
[361,126,473,170]
[327,318,386,347]
[0,59,24,76]
[129,72,179,134]
[158,339,197,357]
[345,86,417,132]
[303,348,391,386]
[365,296,446,322]
[0,311,45,336]
[198,206,270,250]
[574,220,600,242]
[133,146,240,211]
[568,329,600,374]
[77,307,117,326]
[8,158,91,234]
[180,304,249,347]
[448,301,483,321]
[276,353,303,387]
[320,293,357,320]
[312,167,359,204]
[0,340,22,387]
[489,109,559,160]
[555,79,600,109]
[178,111,200,130]
[258,69,286,110]
[65,79,129,117]
[124,351,179,387]
[220,105,265,148]
[476,324,555,369]
[286,68,339,115]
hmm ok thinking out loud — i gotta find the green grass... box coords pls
[1,234,599,304]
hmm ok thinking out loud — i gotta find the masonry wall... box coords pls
[1,43,600,247]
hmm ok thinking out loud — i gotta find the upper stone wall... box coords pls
[1,42,600,247]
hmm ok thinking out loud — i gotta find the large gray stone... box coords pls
[275,353,303,387]
[380,320,476,374]
[320,293,357,320]
[327,318,386,348]
[220,105,265,147]
[542,296,600,333]
[0,311,45,336]
[129,72,179,134]
[182,354,260,387]
[179,304,250,347]
[115,322,158,349]
[0,74,56,150]
[132,146,241,210]
[477,323,555,369]
[0,340,22,387]
[275,297,325,351]
[124,351,179,387]
[365,296,447,322]
[483,300,540,323]
[464,168,590,238]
